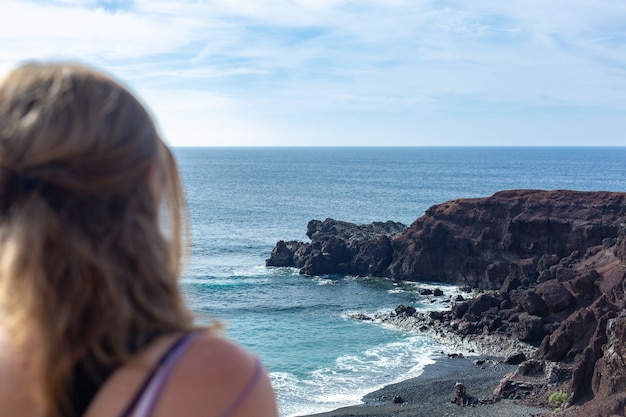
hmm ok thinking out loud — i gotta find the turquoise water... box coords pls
[174,147,626,416]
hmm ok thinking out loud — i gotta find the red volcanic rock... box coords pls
[519,290,549,317]
[267,190,626,416]
[568,271,601,304]
[268,190,626,285]
[581,313,626,416]
[389,190,626,287]
[537,306,600,362]
[536,280,575,313]
[510,313,544,342]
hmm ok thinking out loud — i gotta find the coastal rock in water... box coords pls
[266,240,308,268]
[266,218,407,276]
[394,304,416,317]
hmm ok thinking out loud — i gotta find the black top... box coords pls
[67,332,161,417]
[68,359,117,417]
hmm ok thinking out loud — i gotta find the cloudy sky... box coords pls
[1,0,625,146]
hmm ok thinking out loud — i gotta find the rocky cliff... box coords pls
[266,189,626,416]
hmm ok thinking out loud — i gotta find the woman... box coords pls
[0,63,279,417]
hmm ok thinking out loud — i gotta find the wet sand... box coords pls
[299,353,550,417]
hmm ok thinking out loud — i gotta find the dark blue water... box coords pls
[174,147,626,416]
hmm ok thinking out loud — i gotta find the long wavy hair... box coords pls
[0,63,196,417]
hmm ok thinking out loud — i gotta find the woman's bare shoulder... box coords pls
[158,331,279,417]
[190,333,265,381]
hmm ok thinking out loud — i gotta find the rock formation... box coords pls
[267,189,626,416]
[266,219,407,276]
[451,382,475,406]
[389,189,625,288]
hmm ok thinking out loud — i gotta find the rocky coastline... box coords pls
[359,306,538,359]
[267,190,626,417]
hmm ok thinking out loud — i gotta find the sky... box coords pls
[1,0,625,147]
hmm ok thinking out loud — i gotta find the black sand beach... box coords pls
[301,354,550,417]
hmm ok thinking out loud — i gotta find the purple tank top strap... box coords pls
[120,333,263,417]
[120,332,200,417]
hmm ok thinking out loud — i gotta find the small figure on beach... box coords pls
[451,382,474,406]
[0,63,279,417]
[392,395,404,404]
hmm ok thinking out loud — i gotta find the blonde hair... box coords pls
[0,63,196,417]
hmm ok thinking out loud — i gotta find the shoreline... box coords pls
[299,353,550,417]
[297,302,550,417]
[372,310,539,358]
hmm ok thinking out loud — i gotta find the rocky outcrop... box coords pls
[268,190,626,286]
[388,189,626,287]
[266,219,407,276]
[268,189,626,416]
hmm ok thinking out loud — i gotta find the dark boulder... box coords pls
[394,304,416,317]
[266,240,308,267]
[517,359,544,376]
[451,302,469,319]
[504,352,527,365]
[519,291,549,317]
[392,395,404,404]
[500,274,522,294]
[466,294,500,317]
[536,280,575,313]
[510,314,544,342]
[537,253,560,272]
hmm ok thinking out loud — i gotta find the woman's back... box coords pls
[0,330,278,417]
[86,333,277,417]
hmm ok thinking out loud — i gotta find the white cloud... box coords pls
[1,0,625,145]
[0,0,201,64]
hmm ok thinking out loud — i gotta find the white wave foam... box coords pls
[272,334,439,417]
[314,278,341,286]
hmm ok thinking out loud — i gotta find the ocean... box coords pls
[173,147,626,417]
